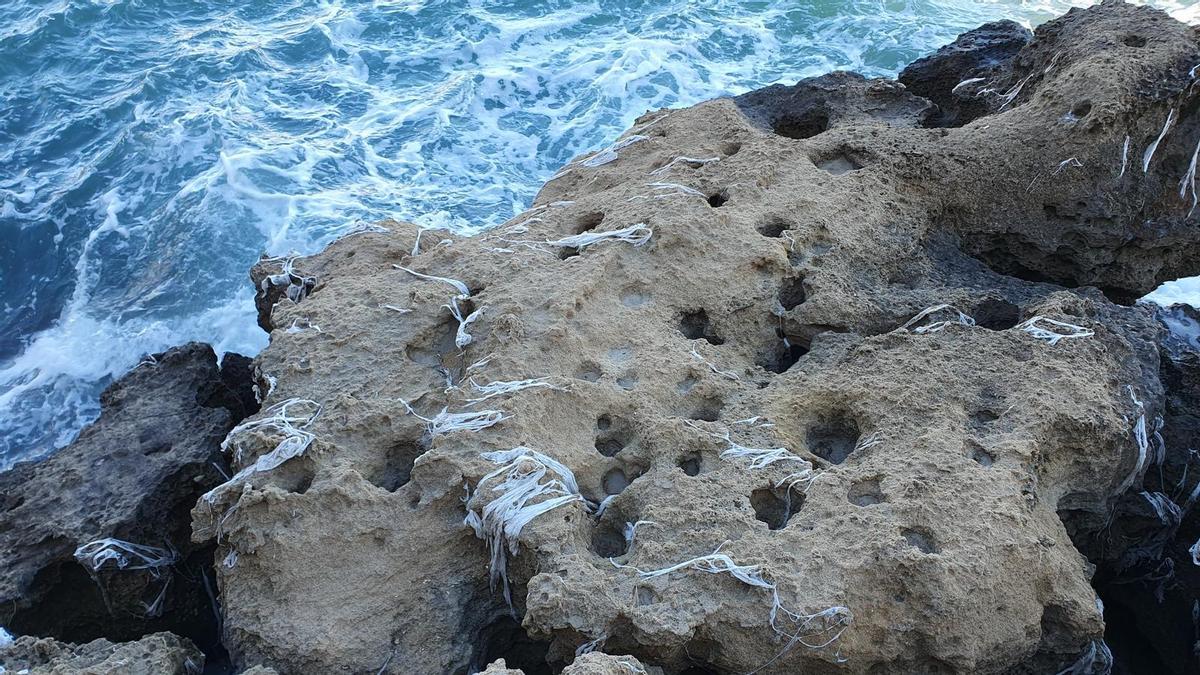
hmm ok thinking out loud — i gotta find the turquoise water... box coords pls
[0,0,1195,468]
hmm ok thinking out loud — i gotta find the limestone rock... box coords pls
[0,632,203,675]
[192,2,1200,673]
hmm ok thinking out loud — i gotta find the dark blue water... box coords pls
[1,0,1194,468]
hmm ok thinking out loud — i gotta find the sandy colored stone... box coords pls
[191,2,1200,673]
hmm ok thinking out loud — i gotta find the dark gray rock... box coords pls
[0,342,256,663]
[898,19,1031,127]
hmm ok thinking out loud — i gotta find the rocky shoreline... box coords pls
[3,2,1200,673]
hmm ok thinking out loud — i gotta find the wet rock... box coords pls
[0,632,203,675]
[192,2,1200,674]
[898,20,1032,127]
[0,343,257,664]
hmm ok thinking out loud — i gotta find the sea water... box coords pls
[0,0,1196,468]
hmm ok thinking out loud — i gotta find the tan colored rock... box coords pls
[0,632,202,675]
[192,2,1200,673]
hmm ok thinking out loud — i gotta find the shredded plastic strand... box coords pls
[1118,135,1130,178]
[1017,316,1094,345]
[545,223,652,250]
[1053,157,1083,175]
[614,549,852,661]
[689,342,740,380]
[649,156,720,176]
[1143,109,1176,173]
[207,399,322,501]
[1055,639,1113,675]
[465,377,564,406]
[465,447,585,609]
[259,255,314,303]
[901,304,975,334]
[1180,136,1200,216]
[582,135,649,168]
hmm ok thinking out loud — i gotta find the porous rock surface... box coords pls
[0,632,203,675]
[0,343,256,651]
[192,2,1200,673]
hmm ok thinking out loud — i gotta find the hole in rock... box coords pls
[968,442,995,467]
[471,616,553,675]
[779,276,806,311]
[817,154,863,175]
[679,309,725,345]
[751,488,802,530]
[758,217,791,238]
[370,439,427,492]
[603,468,631,495]
[617,372,638,390]
[972,298,1020,330]
[595,416,633,457]
[688,398,724,422]
[677,374,699,394]
[1069,100,1092,119]
[635,585,659,606]
[772,111,829,139]
[807,414,861,464]
[574,362,602,382]
[757,331,807,374]
[573,211,605,234]
[848,478,885,506]
[558,246,580,260]
[679,452,703,476]
[902,527,940,554]
[720,141,742,156]
[404,315,459,368]
[707,190,729,208]
[592,520,628,558]
[1123,35,1147,47]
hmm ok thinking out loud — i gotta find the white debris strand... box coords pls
[615,550,852,656]
[1180,135,1200,216]
[689,342,740,381]
[649,155,720,176]
[901,304,975,334]
[1118,135,1130,178]
[465,377,564,406]
[259,255,314,303]
[74,538,177,575]
[1017,316,1094,345]
[581,134,649,168]
[401,400,508,437]
[1142,108,1176,173]
[545,223,652,250]
[465,447,585,608]
[1055,639,1113,675]
[215,398,322,492]
[1053,157,1083,175]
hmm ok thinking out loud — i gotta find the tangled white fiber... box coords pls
[649,156,720,176]
[465,377,564,406]
[259,255,314,303]
[1055,639,1113,675]
[545,223,653,250]
[1118,135,1131,178]
[393,264,482,349]
[1017,316,1094,345]
[74,538,178,617]
[1053,157,1083,175]
[613,547,852,665]
[464,447,585,609]
[901,304,975,334]
[693,423,822,494]
[1115,387,1165,495]
[74,538,177,575]
[1191,537,1199,566]
[215,398,322,490]
[400,399,508,437]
